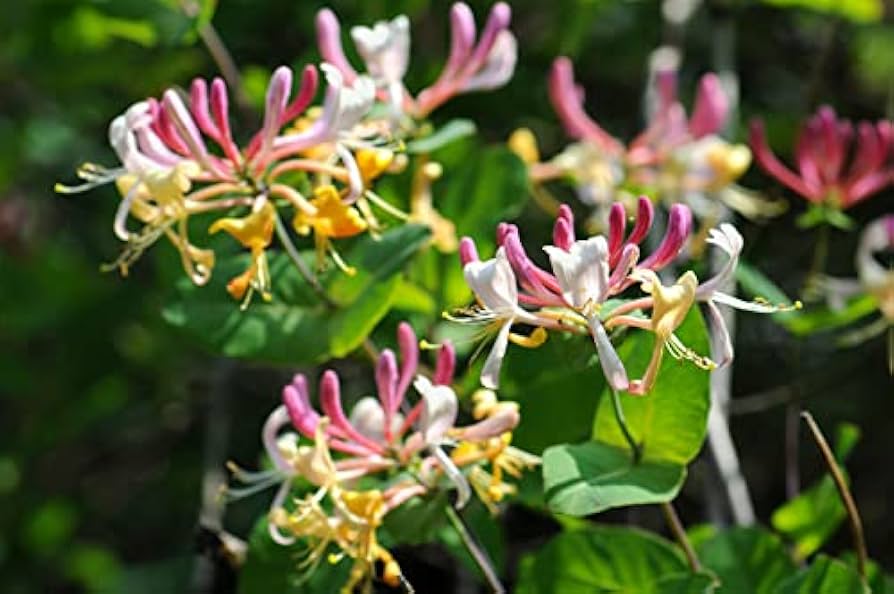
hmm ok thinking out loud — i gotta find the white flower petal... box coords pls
[544,236,610,309]
[480,318,514,390]
[414,376,458,445]
[587,316,629,391]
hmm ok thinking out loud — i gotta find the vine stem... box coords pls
[801,411,868,580]
[660,501,701,572]
[272,211,337,309]
[444,505,505,594]
[610,388,642,464]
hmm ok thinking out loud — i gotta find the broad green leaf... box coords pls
[696,527,797,593]
[238,516,350,594]
[406,119,477,154]
[761,0,882,24]
[163,225,430,364]
[516,524,709,594]
[772,424,860,560]
[542,441,686,516]
[592,308,711,465]
[773,555,868,594]
[841,554,894,594]
[499,332,604,454]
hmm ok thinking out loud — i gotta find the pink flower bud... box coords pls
[396,322,419,399]
[639,204,692,270]
[316,8,358,82]
[688,73,728,139]
[434,341,456,386]
[607,202,626,259]
[376,349,400,419]
[459,237,479,265]
[282,374,318,438]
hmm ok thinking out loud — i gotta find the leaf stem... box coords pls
[610,388,642,464]
[801,411,867,580]
[660,501,701,572]
[444,505,505,594]
[272,211,337,310]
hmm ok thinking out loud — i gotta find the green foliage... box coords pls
[760,0,883,23]
[696,527,797,593]
[516,524,714,594]
[773,555,868,594]
[163,225,430,364]
[772,423,861,560]
[406,119,477,154]
[542,441,686,516]
[542,308,711,515]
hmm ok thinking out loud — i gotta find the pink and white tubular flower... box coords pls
[230,323,531,536]
[316,2,516,120]
[749,106,893,210]
[458,197,694,393]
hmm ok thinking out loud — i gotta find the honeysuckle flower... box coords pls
[209,198,276,304]
[232,323,537,542]
[520,55,775,233]
[58,60,415,301]
[457,197,694,392]
[750,106,893,222]
[317,2,516,122]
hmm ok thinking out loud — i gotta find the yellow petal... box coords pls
[508,128,540,165]
[209,200,276,250]
[293,185,368,239]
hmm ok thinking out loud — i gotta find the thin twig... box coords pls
[178,0,252,114]
[444,505,505,594]
[660,501,701,572]
[272,211,337,309]
[610,388,642,463]
[801,411,868,580]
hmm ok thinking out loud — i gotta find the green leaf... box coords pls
[773,555,868,594]
[592,308,712,465]
[163,225,430,364]
[696,527,797,593]
[783,294,879,337]
[498,332,604,454]
[405,119,477,154]
[772,424,860,560]
[382,491,449,545]
[238,516,350,594]
[516,524,710,594]
[542,441,686,516]
[759,0,883,24]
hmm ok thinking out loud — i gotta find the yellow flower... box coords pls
[508,128,540,165]
[627,269,714,395]
[355,147,394,183]
[209,200,276,303]
[704,141,751,191]
[409,161,457,253]
[292,184,368,275]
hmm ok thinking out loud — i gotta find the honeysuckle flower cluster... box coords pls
[750,106,893,228]
[317,2,516,125]
[228,323,537,593]
[457,198,796,395]
[509,54,781,239]
[816,214,894,371]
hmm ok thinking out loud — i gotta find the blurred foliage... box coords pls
[2,0,893,592]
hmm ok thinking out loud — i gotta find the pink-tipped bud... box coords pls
[627,197,655,246]
[640,204,692,270]
[396,322,419,399]
[442,2,477,79]
[162,89,213,167]
[467,2,511,70]
[320,370,383,452]
[548,58,622,153]
[689,73,728,139]
[496,222,513,246]
[209,77,241,165]
[552,218,574,252]
[749,119,818,201]
[503,227,552,297]
[315,8,358,81]
[607,202,626,259]
[282,374,318,438]
[376,350,400,418]
[459,237,479,266]
[281,65,319,124]
[190,78,221,141]
[434,341,456,386]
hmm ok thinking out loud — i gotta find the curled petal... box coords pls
[282,374,319,439]
[704,301,734,368]
[749,119,820,201]
[588,317,629,391]
[481,319,513,389]
[696,223,743,299]
[455,406,519,441]
[414,376,459,445]
[460,30,517,92]
[261,405,293,473]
